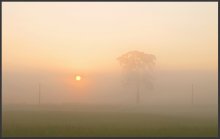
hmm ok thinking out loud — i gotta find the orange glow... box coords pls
[75,75,81,81]
[2,3,217,72]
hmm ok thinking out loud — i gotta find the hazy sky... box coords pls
[2,2,218,74]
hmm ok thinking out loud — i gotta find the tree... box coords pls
[117,50,156,104]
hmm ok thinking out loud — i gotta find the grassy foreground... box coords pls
[2,104,218,137]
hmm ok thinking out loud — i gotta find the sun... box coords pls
[75,75,81,81]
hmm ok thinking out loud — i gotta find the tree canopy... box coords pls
[117,50,156,71]
[117,50,156,103]
[117,50,156,90]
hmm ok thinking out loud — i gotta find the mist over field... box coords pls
[2,69,218,106]
[2,2,218,137]
[3,68,218,137]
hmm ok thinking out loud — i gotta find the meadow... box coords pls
[2,104,218,137]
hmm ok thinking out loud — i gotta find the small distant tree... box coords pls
[117,50,156,104]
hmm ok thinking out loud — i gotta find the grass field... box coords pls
[2,104,218,137]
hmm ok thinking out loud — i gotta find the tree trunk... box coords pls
[192,84,194,105]
[136,81,140,104]
[39,83,41,105]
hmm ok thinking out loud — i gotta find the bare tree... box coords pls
[117,50,156,104]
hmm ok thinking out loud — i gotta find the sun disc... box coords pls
[75,75,81,81]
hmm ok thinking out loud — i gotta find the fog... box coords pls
[3,2,217,108]
[3,69,217,107]
[2,3,218,137]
